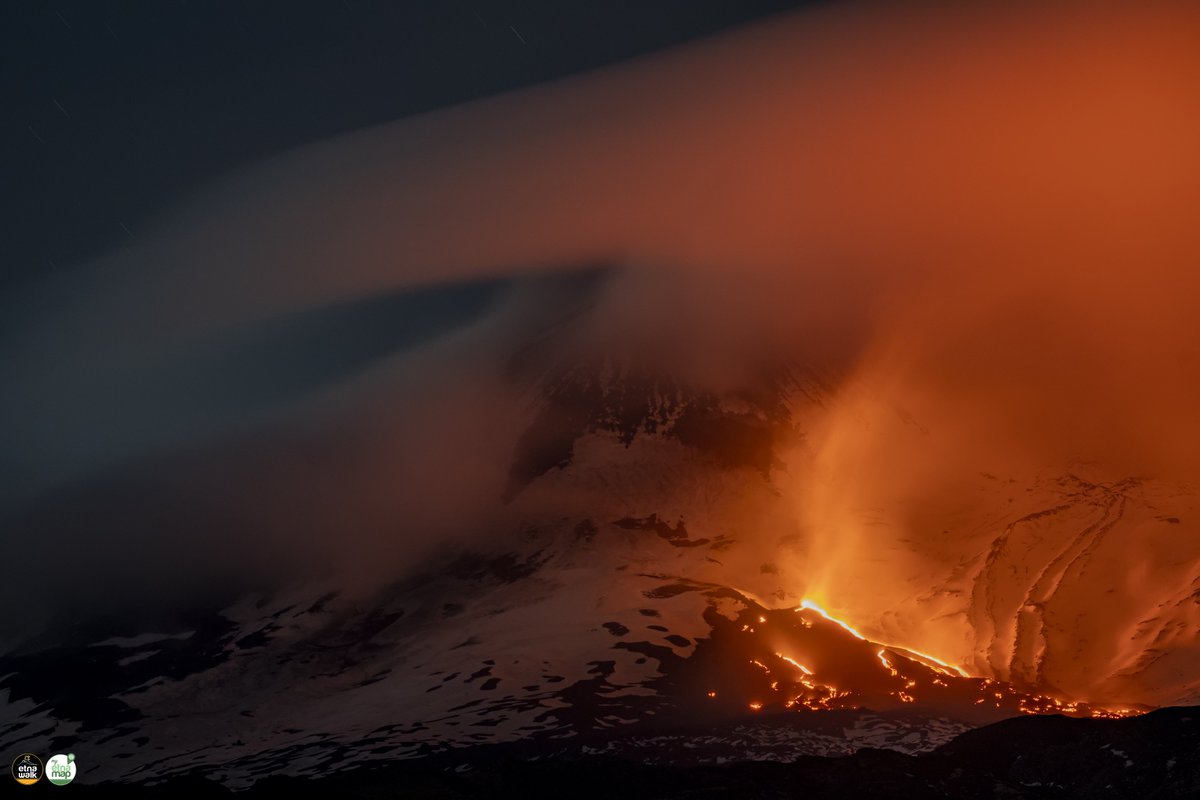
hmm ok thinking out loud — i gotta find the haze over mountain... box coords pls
[1,0,1199,790]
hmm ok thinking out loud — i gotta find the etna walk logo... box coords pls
[46,753,77,786]
[10,753,42,785]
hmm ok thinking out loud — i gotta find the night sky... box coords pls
[1,0,820,292]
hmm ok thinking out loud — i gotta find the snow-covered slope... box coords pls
[3,335,1181,787]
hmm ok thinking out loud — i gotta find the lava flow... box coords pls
[642,593,1149,726]
[797,600,968,678]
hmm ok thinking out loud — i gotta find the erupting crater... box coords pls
[640,589,1151,727]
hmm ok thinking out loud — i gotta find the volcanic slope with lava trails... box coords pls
[0,526,1144,787]
[0,322,1169,787]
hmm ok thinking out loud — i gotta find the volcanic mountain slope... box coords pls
[0,315,1193,788]
[502,330,1200,710]
[803,466,1200,709]
[503,352,829,499]
[0,532,1132,788]
[0,373,1152,789]
[0,519,986,786]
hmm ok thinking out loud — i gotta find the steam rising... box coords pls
[2,1,1198,705]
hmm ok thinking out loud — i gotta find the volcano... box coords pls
[0,312,1175,789]
[3,1,1200,796]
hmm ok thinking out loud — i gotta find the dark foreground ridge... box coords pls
[50,705,1200,799]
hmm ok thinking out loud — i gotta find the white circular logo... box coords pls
[45,754,76,786]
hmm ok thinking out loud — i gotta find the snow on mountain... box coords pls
[4,299,1195,786]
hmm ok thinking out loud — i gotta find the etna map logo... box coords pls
[46,753,77,786]
[10,753,42,786]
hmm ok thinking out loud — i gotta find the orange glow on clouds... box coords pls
[4,0,1199,710]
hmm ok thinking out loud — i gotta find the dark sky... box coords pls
[1,0,820,293]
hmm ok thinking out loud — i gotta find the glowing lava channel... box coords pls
[798,599,968,677]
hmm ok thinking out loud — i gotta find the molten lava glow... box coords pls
[892,649,966,678]
[800,599,967,677]
[765,600,1145,717]
[776,653,813,676]
[797,600,866,640]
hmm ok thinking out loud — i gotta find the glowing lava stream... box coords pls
[797,599,969,678]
